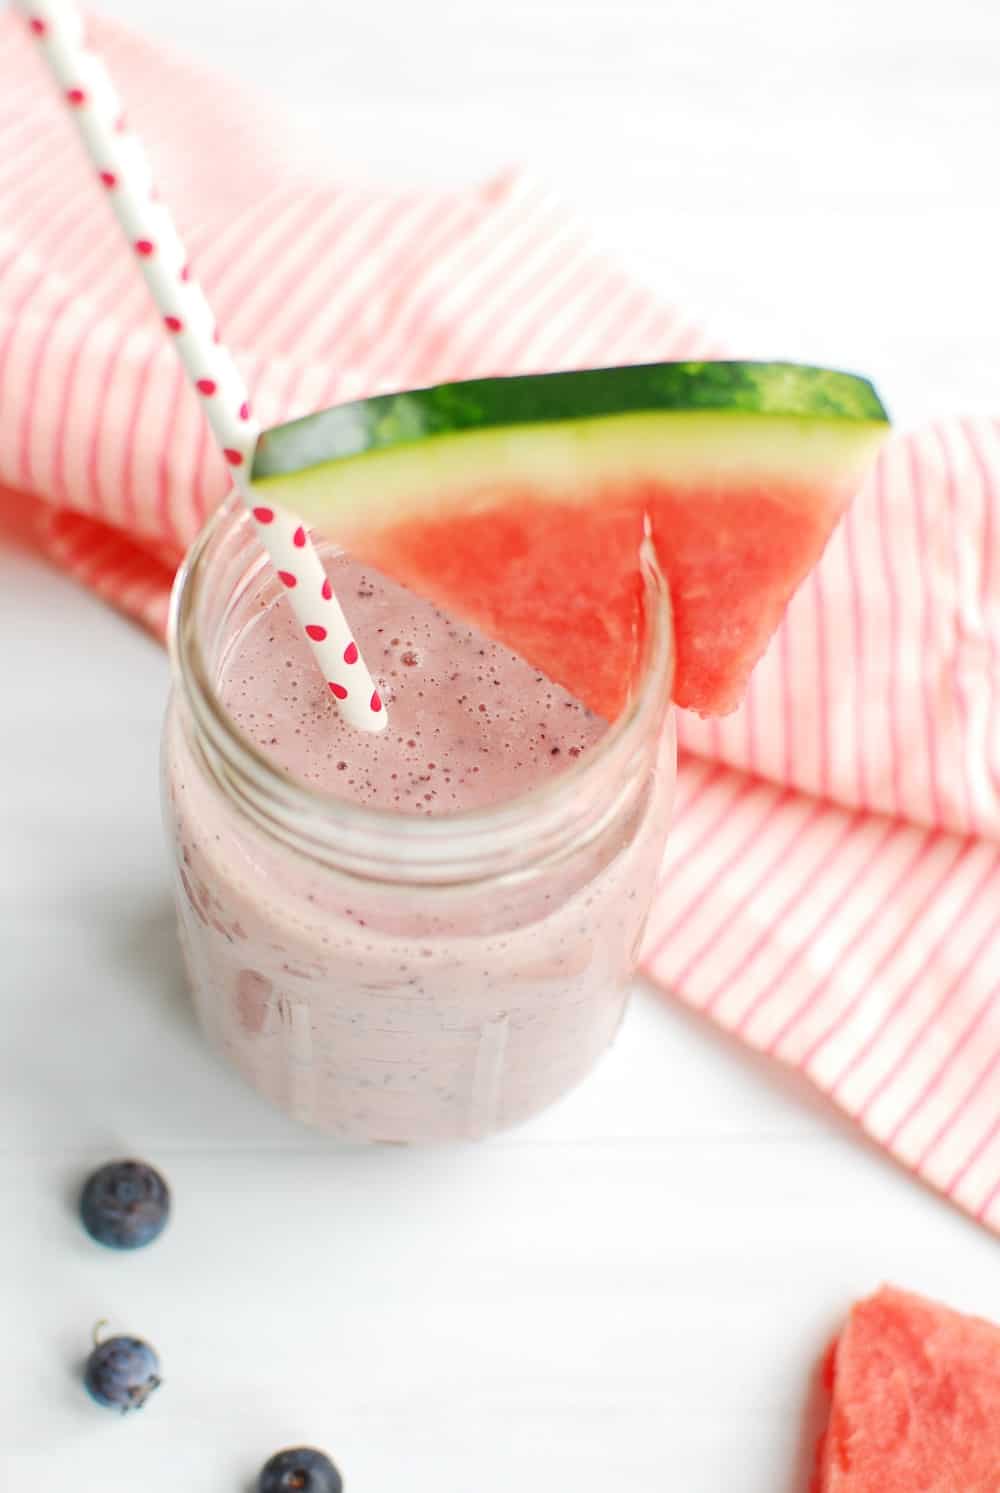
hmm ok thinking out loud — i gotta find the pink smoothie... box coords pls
[163,542,673,1141]
[218,560,606,811]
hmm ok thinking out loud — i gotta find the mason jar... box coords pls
[162,496,675,1142]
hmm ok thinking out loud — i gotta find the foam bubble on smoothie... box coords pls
[218,555,607,814]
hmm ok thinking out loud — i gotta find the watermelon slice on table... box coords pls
[251,362,889,720]
[816,1287,1000,1492]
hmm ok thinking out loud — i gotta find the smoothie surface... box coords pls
[219,556,607,815]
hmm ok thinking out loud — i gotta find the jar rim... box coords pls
[168,496,674,870]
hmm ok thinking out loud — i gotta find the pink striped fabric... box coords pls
[4,15,999,1232]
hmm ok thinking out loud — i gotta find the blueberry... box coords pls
[258,1446,344,1493]
[84,1333,161,1413]
[80,1159,170,1249]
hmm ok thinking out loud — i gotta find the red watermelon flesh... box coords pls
[377,466,856,721]
[818,1287,1000,1493]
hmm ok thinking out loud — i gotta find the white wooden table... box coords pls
[4,3,998,1489]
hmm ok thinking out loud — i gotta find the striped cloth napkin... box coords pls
[3,14,999,1233]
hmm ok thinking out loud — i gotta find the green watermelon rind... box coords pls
[252,361,889,483]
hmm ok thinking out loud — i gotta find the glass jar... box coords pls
[162,497,675,1142]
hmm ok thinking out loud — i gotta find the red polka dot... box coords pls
[224,449,244,466]
[321,578,333,601]
[329,682,348,700]
[180,265,191,282]
[292,526,306,548]
[212,326,221,344]
[278,571,297,588]
[239,401,251,421]
[343,641,359,665]
[196,379,217,396]
[29,17,47,35]
[370,691,383,713]
[135,239,155,257]
[305,624,328,642]
[66,88,86,106]
[164,315,183,333]
[252,506,274,524]
[115,114,127,133]
[99,170,117,189]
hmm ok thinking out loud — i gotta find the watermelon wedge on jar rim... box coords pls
[251,361,890,722]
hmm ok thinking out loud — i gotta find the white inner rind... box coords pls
[251,412,889,540]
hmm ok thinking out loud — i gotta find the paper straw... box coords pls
[18,0,386,732]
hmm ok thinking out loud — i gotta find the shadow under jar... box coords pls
[162,496,676,1142]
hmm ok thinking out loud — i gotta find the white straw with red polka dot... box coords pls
[18,0,386,731]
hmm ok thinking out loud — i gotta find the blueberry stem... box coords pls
[92,1318,111,1348]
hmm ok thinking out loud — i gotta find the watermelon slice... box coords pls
[251,362,889,719]
[817,1286,1000,1492]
